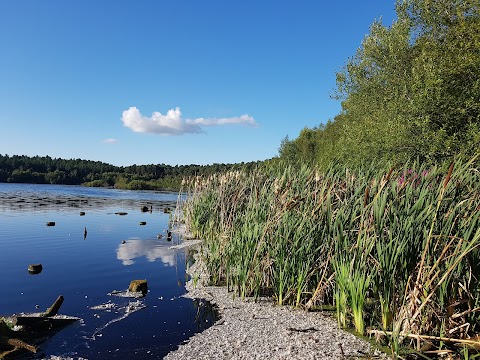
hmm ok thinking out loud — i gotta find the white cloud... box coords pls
[121,106,257,136]
[186,114,257,126]
[122,106,201,136]
[116,239,176,266]
[103,138,119,143]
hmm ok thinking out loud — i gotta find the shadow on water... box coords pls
[191,298,219,332]
[31,298,219,360]
[0,183,218,359]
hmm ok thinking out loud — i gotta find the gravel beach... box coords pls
[165,238,388,360]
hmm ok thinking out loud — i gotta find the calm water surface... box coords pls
[0,183,215,359]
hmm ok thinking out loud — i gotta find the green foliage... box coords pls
[280,0,480,169]
[0,154,264,190]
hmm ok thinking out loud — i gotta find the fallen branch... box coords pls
[42,295,64,317]
[451,306,480,319]
[286,327,318,333]
[367,329,480,349]
[0,336,38,353]
[13,316,78,329]
[13,295,66,327]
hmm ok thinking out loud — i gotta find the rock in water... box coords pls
[128,280,148,295]
[28,264,43,274]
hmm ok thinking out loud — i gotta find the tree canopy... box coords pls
[0,154,262,190]
[280,0,480,168]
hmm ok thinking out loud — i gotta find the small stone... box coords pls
[129,279,148,295]
[28,264,43,274]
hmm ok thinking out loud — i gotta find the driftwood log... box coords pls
[1,295,79,358]
[43,295,64,317]
[12,295,65,328]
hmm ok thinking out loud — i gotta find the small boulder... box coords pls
[128,280,148,295]
[28,264,43,274]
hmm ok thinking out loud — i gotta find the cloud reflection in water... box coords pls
[117,239,176,266]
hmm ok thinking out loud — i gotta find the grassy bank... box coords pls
[180,156,480,358]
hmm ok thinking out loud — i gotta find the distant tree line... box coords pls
[279,0,480,169]
[0,154,262,190]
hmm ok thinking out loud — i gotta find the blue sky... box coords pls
[0,1,397,166]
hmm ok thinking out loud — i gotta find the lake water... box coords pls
[0,183,216,359]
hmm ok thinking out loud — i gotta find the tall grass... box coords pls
[180,156,480,356]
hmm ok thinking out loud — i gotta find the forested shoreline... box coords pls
[0,154,262,190]
[279,0,479,170]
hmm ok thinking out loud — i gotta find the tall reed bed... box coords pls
[180,157,480,356]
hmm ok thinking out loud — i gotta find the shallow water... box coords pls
[0,183,215,359]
